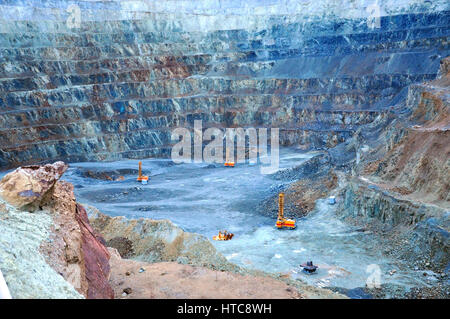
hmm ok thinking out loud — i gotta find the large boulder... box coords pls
[0,161,68,210]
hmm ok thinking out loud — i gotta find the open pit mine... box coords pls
[0,0,448,302]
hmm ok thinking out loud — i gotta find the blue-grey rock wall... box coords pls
[0,0,449,167]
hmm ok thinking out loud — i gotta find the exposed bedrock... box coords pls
[339,180,449,274]
[0,1,449,167]
[0,162,113,298]
[337,58,450,275]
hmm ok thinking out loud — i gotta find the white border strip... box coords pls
[0,269,12,299]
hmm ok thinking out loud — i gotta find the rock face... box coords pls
[87,206,238,272]
[367,58,450,204]
[340,180,449,273]
[0,162,113,298]
[75,204,114,299]
[0,1,448,167]
[0,161,67,210]
[0,199,83,299]
[337,58,450,274]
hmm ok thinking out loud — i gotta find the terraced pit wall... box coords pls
[0,0,449,168]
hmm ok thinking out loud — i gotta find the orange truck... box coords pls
[276,193,296,229]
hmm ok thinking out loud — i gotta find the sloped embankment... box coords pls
[86,206,239,272]
[107,248,305,299]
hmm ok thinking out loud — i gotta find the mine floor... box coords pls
[19,149,438,292]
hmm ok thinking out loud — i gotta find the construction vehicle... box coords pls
[136,161,149,184]
[300,261,318,273]
[213,230,234,241]
[224,148,235,167]
[276,193,296,229]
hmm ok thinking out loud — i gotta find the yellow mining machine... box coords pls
[136,161,149,183]
[224,148,235,167]
[276,193,296,229]
[213,230,234,241]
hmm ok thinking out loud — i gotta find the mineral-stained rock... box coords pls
[75,204,114,299]
[0,162,114,299]
[0,161,67,210]
[39,180,86,294]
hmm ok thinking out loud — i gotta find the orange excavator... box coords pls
[136,161,149,183]
[213,230,234,241]
[276,193,296,229]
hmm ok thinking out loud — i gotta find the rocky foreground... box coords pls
[0,161,342,299]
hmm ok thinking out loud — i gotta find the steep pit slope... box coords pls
[339,57,450,276]
[364,57,450,206]
[0,0,449,167]
[0,162,113,298]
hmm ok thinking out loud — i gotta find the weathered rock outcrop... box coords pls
[74,204,114,299]
[0,162,113,298]
[0,199,83,299]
